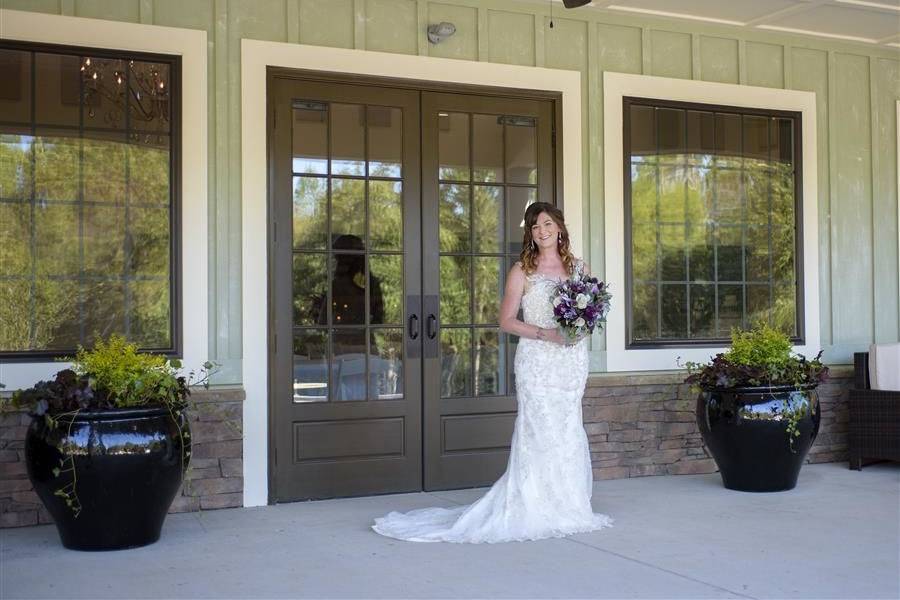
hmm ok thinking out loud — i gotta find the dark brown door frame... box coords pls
[266,67,564,503]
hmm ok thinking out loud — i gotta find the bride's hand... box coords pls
[539,328,569,345]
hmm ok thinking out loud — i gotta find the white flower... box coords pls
[574,317,585,327]
[575,293,589,309]
[553,296,563,307]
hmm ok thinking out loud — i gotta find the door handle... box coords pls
[426,314,437,339]
[408,314,419,340]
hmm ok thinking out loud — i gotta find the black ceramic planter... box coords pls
[25,406,190,551]
[696,385,820,492]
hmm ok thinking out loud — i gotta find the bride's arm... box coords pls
[499,263,566,344]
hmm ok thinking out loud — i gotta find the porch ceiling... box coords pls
[528,0,900,48]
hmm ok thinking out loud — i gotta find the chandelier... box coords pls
[79,56,170,139]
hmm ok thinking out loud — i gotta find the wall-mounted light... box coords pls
[427,22,456,44]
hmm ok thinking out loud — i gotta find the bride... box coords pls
[371,202,613,543]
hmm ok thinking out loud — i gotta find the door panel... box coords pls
[271,77,422,501]
[421,91,555,491]
[271,77,557,500]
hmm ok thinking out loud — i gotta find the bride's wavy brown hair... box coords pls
[518,202,576,276]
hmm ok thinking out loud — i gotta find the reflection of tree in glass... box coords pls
[629,152,797,339]
[0,131,171,352]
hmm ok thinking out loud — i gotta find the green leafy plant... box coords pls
[3,335,217,515]
[682,323,829,452]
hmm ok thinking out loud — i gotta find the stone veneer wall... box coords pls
[583,367,853,480]
[0,387,244,528]
[2,370,853,527]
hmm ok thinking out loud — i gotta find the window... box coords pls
[623,97,802,347]
[0,42,179,358]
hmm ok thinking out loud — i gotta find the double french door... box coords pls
[269,74,556,502]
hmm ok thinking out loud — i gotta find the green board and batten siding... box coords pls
[3,0,897,379]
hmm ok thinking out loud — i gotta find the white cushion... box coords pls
[869,343,900,391]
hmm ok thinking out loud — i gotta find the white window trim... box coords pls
[602,71,820,372]
[241,39,583,507]
[0,9,208,389]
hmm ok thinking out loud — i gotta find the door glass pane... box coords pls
[440,255,471,324]
[438,112,469,181]
[369,254,401,325]
[368,180,402,250]
[473,256,502,324]
[367,106,401,178]
[331,103,365,176]
[332,328,367,401]
[473,185,503,253]
[439,183,470,252]
[293,176,328,249]
[475,328,503,396]
[371,328,403,400]
[440,328,471,398]
[330,251,366,326]
[505,186,536,254]
[292,105,328,174]
[292,253,328,326]
[473,114,503,182]
[505,120,536,184]
[293,329,329,403]
[331,178,365,243]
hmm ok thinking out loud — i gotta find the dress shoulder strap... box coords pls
[513,261,532,295]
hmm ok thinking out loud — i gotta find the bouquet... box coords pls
[551,274,612,343]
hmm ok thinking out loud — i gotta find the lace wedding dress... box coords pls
[372,259,613,543]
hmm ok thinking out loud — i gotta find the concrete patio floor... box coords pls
[1,461,897,599]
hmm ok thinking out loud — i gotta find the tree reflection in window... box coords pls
[0,45,176,354]
[626,100,800,344]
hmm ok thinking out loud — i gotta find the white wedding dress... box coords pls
[372,259,613,543]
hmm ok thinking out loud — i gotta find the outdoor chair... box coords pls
[849,352,900,470]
